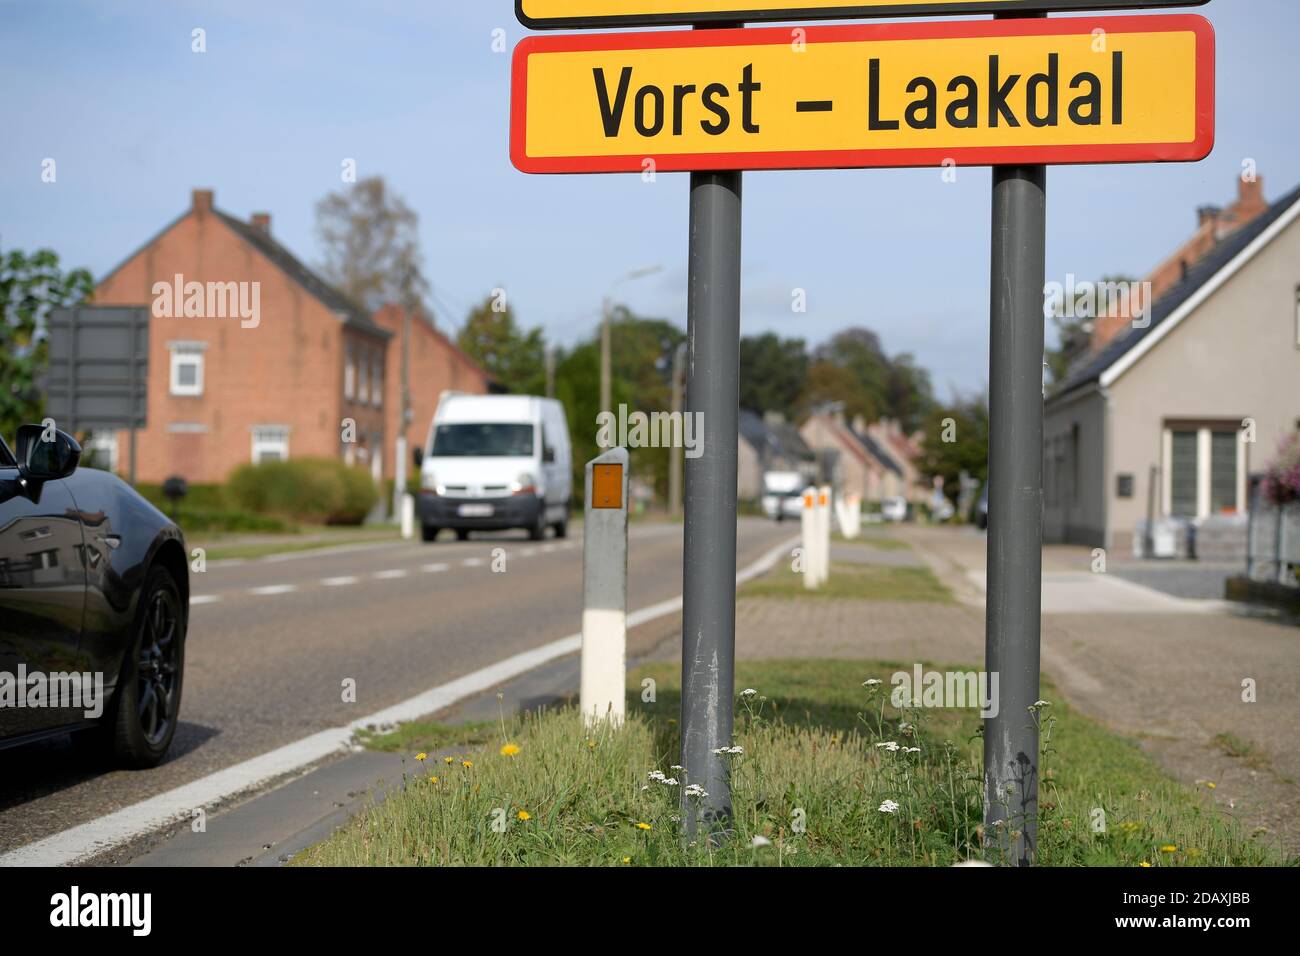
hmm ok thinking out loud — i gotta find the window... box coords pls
[251,425,290,464]
[430,423,534,457]
[169,342,206,397]
[358,350,369,405]
[1169,430,1198,517]
[371,352,383,408]
[345,346,356,401]
[1164,423,1244,519]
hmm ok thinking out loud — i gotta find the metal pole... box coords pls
[545,345,556,398]
[983,158,1046,866]
[680,169,742,840]
[669,341,686,517]
[600,297,612,414]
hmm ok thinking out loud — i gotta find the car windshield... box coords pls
[0,436,14,468]
[430,423,534,457]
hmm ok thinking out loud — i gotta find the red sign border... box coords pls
[509,14,1215,175]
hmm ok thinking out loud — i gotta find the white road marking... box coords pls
[373,569,409,580]
[321,576,358,587]
[461,558,484,567]
[190,595,221,605]
[421,563,449,573]
[518,548,537,558]
[249,584,296,596]
[0,535,797,867]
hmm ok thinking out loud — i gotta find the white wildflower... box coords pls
[878,800,901,814]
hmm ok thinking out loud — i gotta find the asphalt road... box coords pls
[0,517,793,855]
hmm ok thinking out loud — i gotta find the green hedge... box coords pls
[226,458,378,525]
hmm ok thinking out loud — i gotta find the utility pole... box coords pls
[600,297,612,414]
[545,344,555,398]
[393,268,414,519]
[669,340,686,516]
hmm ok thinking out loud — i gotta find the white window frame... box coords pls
[251,425,290,464]
[344,346,356,401]
[168,342,206,397]
[358,350,369,405]
[1161,423,1246,520]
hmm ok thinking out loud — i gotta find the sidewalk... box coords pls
[711,525,1300,856]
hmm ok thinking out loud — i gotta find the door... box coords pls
[0,447,88,739]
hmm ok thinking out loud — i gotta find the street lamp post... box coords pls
[600,265,663,414]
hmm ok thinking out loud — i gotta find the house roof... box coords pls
[851,426,904,477]
[216,212,390,340]
[740,409,815,464]
[1050,181,1300,402]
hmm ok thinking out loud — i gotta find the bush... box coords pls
[226,458,378,525]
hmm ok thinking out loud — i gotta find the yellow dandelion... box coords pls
[635,822,652,831]
[587,740,596,750]
[517,810,531,821]
[415,752,427,762]
[443,756,454,765]
[622,856,632,864]
[1206,781,1217,789]
[428,776,438,784]
[1160,844,1177,853]
[461,760,474,769]
[1139,861,1151,868]
[500,743,521,757]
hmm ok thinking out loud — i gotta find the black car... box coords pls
[0,424,188,767]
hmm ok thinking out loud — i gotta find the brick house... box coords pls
[91,188,487,487]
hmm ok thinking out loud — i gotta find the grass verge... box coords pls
[742,561,952,603]
[296,659,1278,867]
[193,527,400,562]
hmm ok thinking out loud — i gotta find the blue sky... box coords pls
[2,0,1297,400]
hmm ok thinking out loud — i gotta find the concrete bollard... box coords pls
[580,446,630,727]
[817,485,832,586]
[400,494,415,540]
[801,486,818,590]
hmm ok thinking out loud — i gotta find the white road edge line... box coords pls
[321,576,358,587]
[0,535,796,867]
[249,584,296,596]
[190,595,221,605]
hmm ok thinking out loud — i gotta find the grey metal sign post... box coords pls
[680,169,742,841]
[982,7,1047,870]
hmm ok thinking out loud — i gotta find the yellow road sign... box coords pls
[511,16,1214,174]
[515,0,1209,30]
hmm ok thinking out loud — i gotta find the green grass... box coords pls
[356,720,496,754]
[836,530,912,551]
[742,561,953,603]
[297,659,1279,867]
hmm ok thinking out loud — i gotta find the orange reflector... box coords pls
[803,493,814,509]
[592,463,624,509]
[818,492,828,506]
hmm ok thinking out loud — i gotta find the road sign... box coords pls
[515,0,1209,31]
[510,15,1214,174]
[44,306,149,430]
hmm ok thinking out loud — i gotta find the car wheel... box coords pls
[553,518,567,539]
[421,524,439,542]
[528,507,546,541]
[94,566,185,768]
[455,529,471,542]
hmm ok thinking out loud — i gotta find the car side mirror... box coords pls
[16,424,81,481]
[412,447,424,468]
[543,446,555,464]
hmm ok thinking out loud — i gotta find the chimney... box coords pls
[191,188,214,216]
[762,410,785,427]
[1233,175,1267,223]
[1196,205,1221,229]
[250,212,271,234]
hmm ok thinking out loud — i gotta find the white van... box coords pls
[414,393,572,542]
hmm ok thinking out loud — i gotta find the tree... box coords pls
[314,176,428,313]
[457,294,547,395]
[739,333,808,420]
[918,392,989,504]
[1,249,94,442]
[884,352,936,433]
